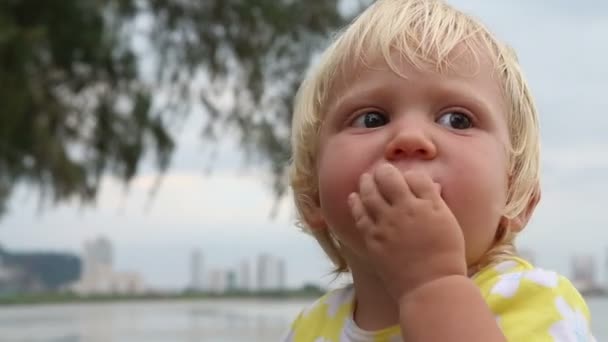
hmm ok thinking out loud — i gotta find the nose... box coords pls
[384,119,437,161]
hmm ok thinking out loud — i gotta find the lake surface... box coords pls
[0,297,606,341]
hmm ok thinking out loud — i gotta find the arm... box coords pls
[398,275,505,341]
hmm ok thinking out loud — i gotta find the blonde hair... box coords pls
[289,0,540,273]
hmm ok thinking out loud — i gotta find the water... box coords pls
[0,297,606,341]
[589,298,608,340]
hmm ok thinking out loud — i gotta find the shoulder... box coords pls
[283,286,355,342]
[473,257,595,341]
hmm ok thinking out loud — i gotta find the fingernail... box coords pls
[361,173,371,183]
[379,163,392,173]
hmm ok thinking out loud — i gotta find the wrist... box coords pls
[397,275,474,309]
[396,275,506,341]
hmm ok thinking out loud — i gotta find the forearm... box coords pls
[398,275,506,342]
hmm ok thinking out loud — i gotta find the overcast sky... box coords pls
[1,1,607,290]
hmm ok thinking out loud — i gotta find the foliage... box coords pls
[143,0,354,199]
[0,0,361,216]
[0,1,173,215]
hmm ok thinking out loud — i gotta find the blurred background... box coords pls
[0,0,606,341]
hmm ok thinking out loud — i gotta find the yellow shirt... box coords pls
[283,257,595,341]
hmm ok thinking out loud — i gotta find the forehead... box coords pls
[344,38,495,83]
[326,40,507,110]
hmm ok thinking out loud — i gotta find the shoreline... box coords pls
[1,291,606,307]
[0,289,325,306]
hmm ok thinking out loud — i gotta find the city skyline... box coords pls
[2,236,608,294]
[189,248,288,293]
[0,0,607,290]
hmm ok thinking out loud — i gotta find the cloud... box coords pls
[135,171,291,224]
[1,170,294,247]
[0,169,320,289]
[544,144,608,171]
[3,0,607,289]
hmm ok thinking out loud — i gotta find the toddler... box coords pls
[284,0,595,341]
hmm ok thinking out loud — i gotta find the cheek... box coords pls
[318,164,350,212]
[317,157,357,227]
[443,148,509,259]
[316,139,374,229]
[446,157,508,217]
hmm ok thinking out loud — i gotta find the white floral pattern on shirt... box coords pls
[285,257,595,342]
[490,268,559,298]
[549,296,595,342]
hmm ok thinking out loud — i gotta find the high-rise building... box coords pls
[208,269,227,293]
[604,248,608,291]
[227,271,237,291]
[605,247,608,290]
[190,249,203,291]
[0,254,14,283]
[277,258,287,290]
[257,254,272,291]
[238,259,251,291]
[72,236,144,295]
[256,254,287,291]
[571,254,597,291]
[83,236,113,277]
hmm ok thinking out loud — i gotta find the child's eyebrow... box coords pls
[327,77,502,120]
[326,81,380,115]
[430,83,500,116]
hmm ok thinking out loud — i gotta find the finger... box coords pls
[358,172,385,222]
[403,171,440,200]
[373,163,411,205]
[348,193,374,230]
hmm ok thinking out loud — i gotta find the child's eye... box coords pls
[351,111,389,128]
[437,112,473,130]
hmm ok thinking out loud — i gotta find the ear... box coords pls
[504,187,541,233]
[303,204,328,230]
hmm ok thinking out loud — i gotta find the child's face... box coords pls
[313,52,512,268]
